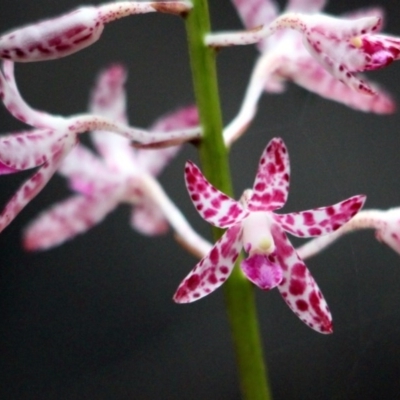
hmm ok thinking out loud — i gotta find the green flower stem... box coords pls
[185,1,272,399]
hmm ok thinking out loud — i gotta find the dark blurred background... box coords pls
[0,0,400,399]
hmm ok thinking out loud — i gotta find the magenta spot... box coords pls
[210,247,219,265]
[296,299,308,311]
[289,279,306,295]
[267,162,276,175]
[187,274,200,290]
[220,266,229,274]
[65,25,87,39]
[283,173,289,182]
[208,274,218,284]
[255,182,266,192]
[204,208,217,219]
[292,263,306,278]
[191,194,199,201]
[211,198,221,208]
[272,189,284,204]
[308,227,322,235]
[196,183,206,192]
[186,173,196,184]
[302,212,315,226]
[326,206,335,216]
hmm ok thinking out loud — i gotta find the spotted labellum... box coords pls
[174,137,366,333]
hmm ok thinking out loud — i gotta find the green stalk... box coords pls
[185,1,273,399]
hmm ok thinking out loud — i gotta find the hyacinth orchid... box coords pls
[297,207,400,260]
[0,60,201,234]
[0,1,192,62]
[22,64,210,255]
[174,137,366,333]
[208,1,398,144]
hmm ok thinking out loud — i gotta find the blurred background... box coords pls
[0,0,400,398]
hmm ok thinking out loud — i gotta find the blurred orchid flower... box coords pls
[0,61,201,234]
[22,64,209,255]
[297,207,400,260]
[174,137,366,333]
[0,1,192,62]
[208,1,396,144]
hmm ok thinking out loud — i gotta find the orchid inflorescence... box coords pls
[0,0,400,345]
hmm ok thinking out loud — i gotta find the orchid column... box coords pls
[185,1,272,398]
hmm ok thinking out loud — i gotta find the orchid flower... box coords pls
[297,207,400,260]
[23,64,210,256]
[0,61,201,234]
[208,1,396,144]
[0,1,192,62]
[174,137,366,333]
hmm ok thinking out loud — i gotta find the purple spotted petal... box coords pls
[241,253,282,290]
[285,55,395,114]
[300,14,383,94]
[0,129,69,172]
[23,192,120,251]
[173,224,242,303]
[0,152,66,233]
[248,137,290,211]
[185,161,249,228]
[0,2,191,62]
[275,195,366,238]
[272,225,332,334]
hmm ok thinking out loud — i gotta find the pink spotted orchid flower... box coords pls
[0,1,192,62]
[208,1,397,144]
[297,207,400,260]
[174,137,366,333]
[0,61,201,234]
[23,64,210,255]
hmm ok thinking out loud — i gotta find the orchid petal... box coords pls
[130,202,169,236]
[241,253,282,290]
[59,145,119,194]
[343,7,385,30]
[272,225,332,334]
[285,56,395,113]
[249,137,290,211]
[0,2,192,62]
[136,105,199,176]
[0,151,67,233]
[185,161,249,228]
[0,129,69,171]
[89,63,136,173]
[173,224,242,303]
[23,192,120,251]
[275,195,366,238]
